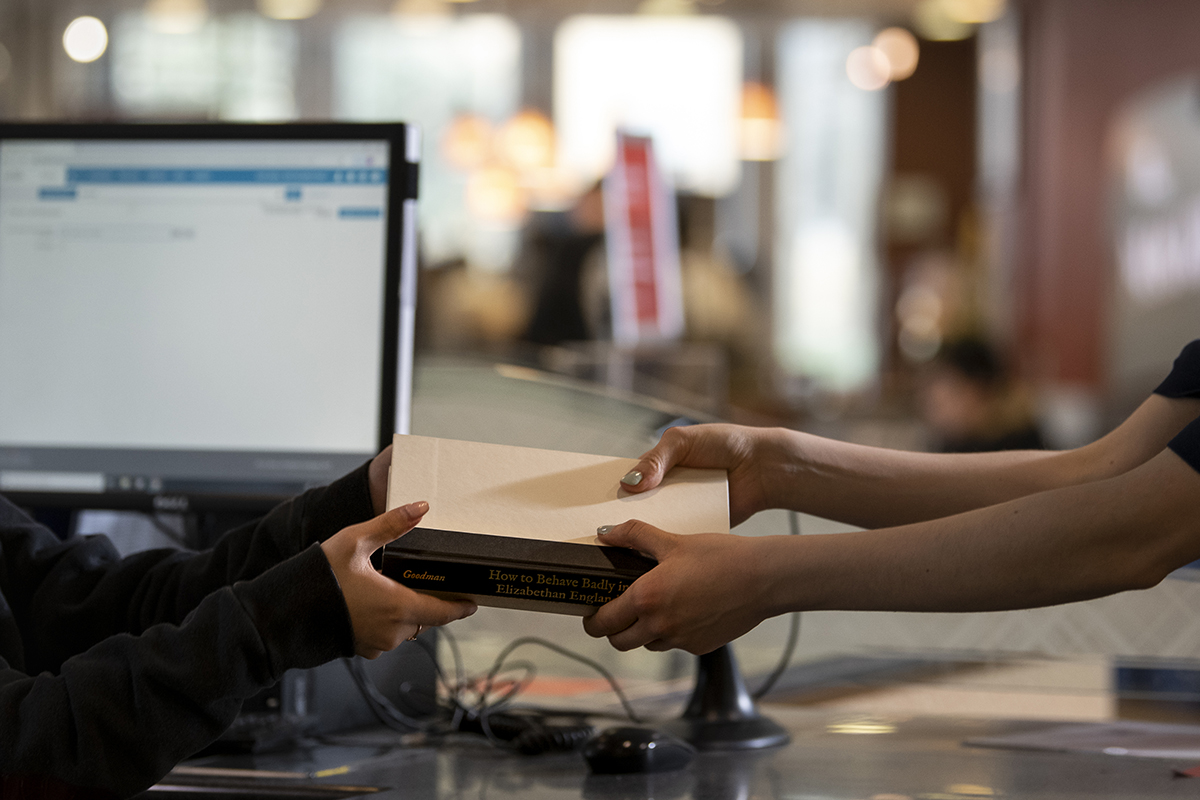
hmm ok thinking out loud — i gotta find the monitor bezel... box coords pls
[0,121,414,514]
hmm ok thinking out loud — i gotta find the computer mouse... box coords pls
[582,725,696,774]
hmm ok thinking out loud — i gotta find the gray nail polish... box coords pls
[597,525,615,535]
[620,470,643,487]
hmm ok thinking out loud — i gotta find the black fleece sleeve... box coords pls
[17,462,373,675]
[1153,339,1200,398]
[1154,339,1200,474]
[0,462,373,798]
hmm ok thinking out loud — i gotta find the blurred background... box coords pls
[12,0,1200,445]
[14,0,1200,721]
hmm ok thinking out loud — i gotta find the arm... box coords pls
[0,449,475,796]
[14,447,396,673]
[0,515,353,797]
[623,394,1200,529]
[585,445,1200,654]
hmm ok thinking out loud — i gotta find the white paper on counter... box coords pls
[968,720,1200,760]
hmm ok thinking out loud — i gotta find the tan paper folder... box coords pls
[381,434,728,614]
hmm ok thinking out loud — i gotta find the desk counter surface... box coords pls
[176,708,1200,800]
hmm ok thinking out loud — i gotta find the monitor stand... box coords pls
[660,644,790,750]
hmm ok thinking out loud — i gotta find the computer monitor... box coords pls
[0,122,420,516]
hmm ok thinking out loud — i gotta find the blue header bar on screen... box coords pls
[63,168,390,185]
[338,207,383,219]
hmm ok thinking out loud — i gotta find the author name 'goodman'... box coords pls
[403,570,446,581]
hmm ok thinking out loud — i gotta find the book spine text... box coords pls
[383,555,642,608]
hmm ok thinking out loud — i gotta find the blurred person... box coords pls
[673,195,769,405]
[0,446,476,798]
[522,189,765,359]
[582,340,1200,656]
[521,182,606,346]
[920,336,1044,453]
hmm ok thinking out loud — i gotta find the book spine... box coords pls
[382,552,643,611]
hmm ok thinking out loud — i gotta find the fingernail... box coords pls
[620,470,643,487]
[404,500,429,515]
[597,525,615,535]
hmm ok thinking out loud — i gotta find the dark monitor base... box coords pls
[664,644,791,751]
[659,715,791,751]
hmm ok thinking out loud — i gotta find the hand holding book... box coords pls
[321,502,477,659]
[614,423,782,527]
[583,520,775,655]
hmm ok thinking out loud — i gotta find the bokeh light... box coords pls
[145,0,209,35]
[63,16,109,63]
[897,284,944,363]
[846,46,891,91]
[913,0,974,41]
[942,0,1006,24]
[740,81,785,161]
[257,0,323,20]
[441,114,494,171]
[495,109,555,172]
[466,165,527,227]
[873,27,920,81]
[636,0,699,13]
[828,719,898,735]
[390,0,449,16]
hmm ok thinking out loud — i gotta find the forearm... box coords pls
[1,461,372,679]
[101,463,372,637]
[772,430,1060,528]
[1,545,354,797]
[191,458,376,585]
[760,394,1200,529]
[763,448,1200,614]
[590,394,1200,655]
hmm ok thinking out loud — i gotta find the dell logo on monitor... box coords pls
[153,495,189,512]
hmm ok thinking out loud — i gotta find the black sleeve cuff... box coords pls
[232,543,355,677]
[1169,416,1200,476]
[1154,339,1200,398]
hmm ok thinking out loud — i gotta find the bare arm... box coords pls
[586,447,1200,654]
[624,394,1200,529]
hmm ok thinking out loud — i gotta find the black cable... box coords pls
[438,626,466,694]
[481,660,537,708]
[340,627,469,735]
[508,719,595,755]
[753,609,801,700]
[341,628,655,758]
[479,635,643,724]
[343,656,439,733]
[409,628,473,731]
[752,510,803,700]
[432,634,605,754]
[476,660,540,746]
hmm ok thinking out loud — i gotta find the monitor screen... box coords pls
[0,123,418,512]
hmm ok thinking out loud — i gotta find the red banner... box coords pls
[603,132,683,343]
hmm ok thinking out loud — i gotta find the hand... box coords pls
[620,424,775,526]
[368,445,393,516]
[321,501,477,659]
[582,520,774,655]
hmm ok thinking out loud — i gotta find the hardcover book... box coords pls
[381,434,728,615]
